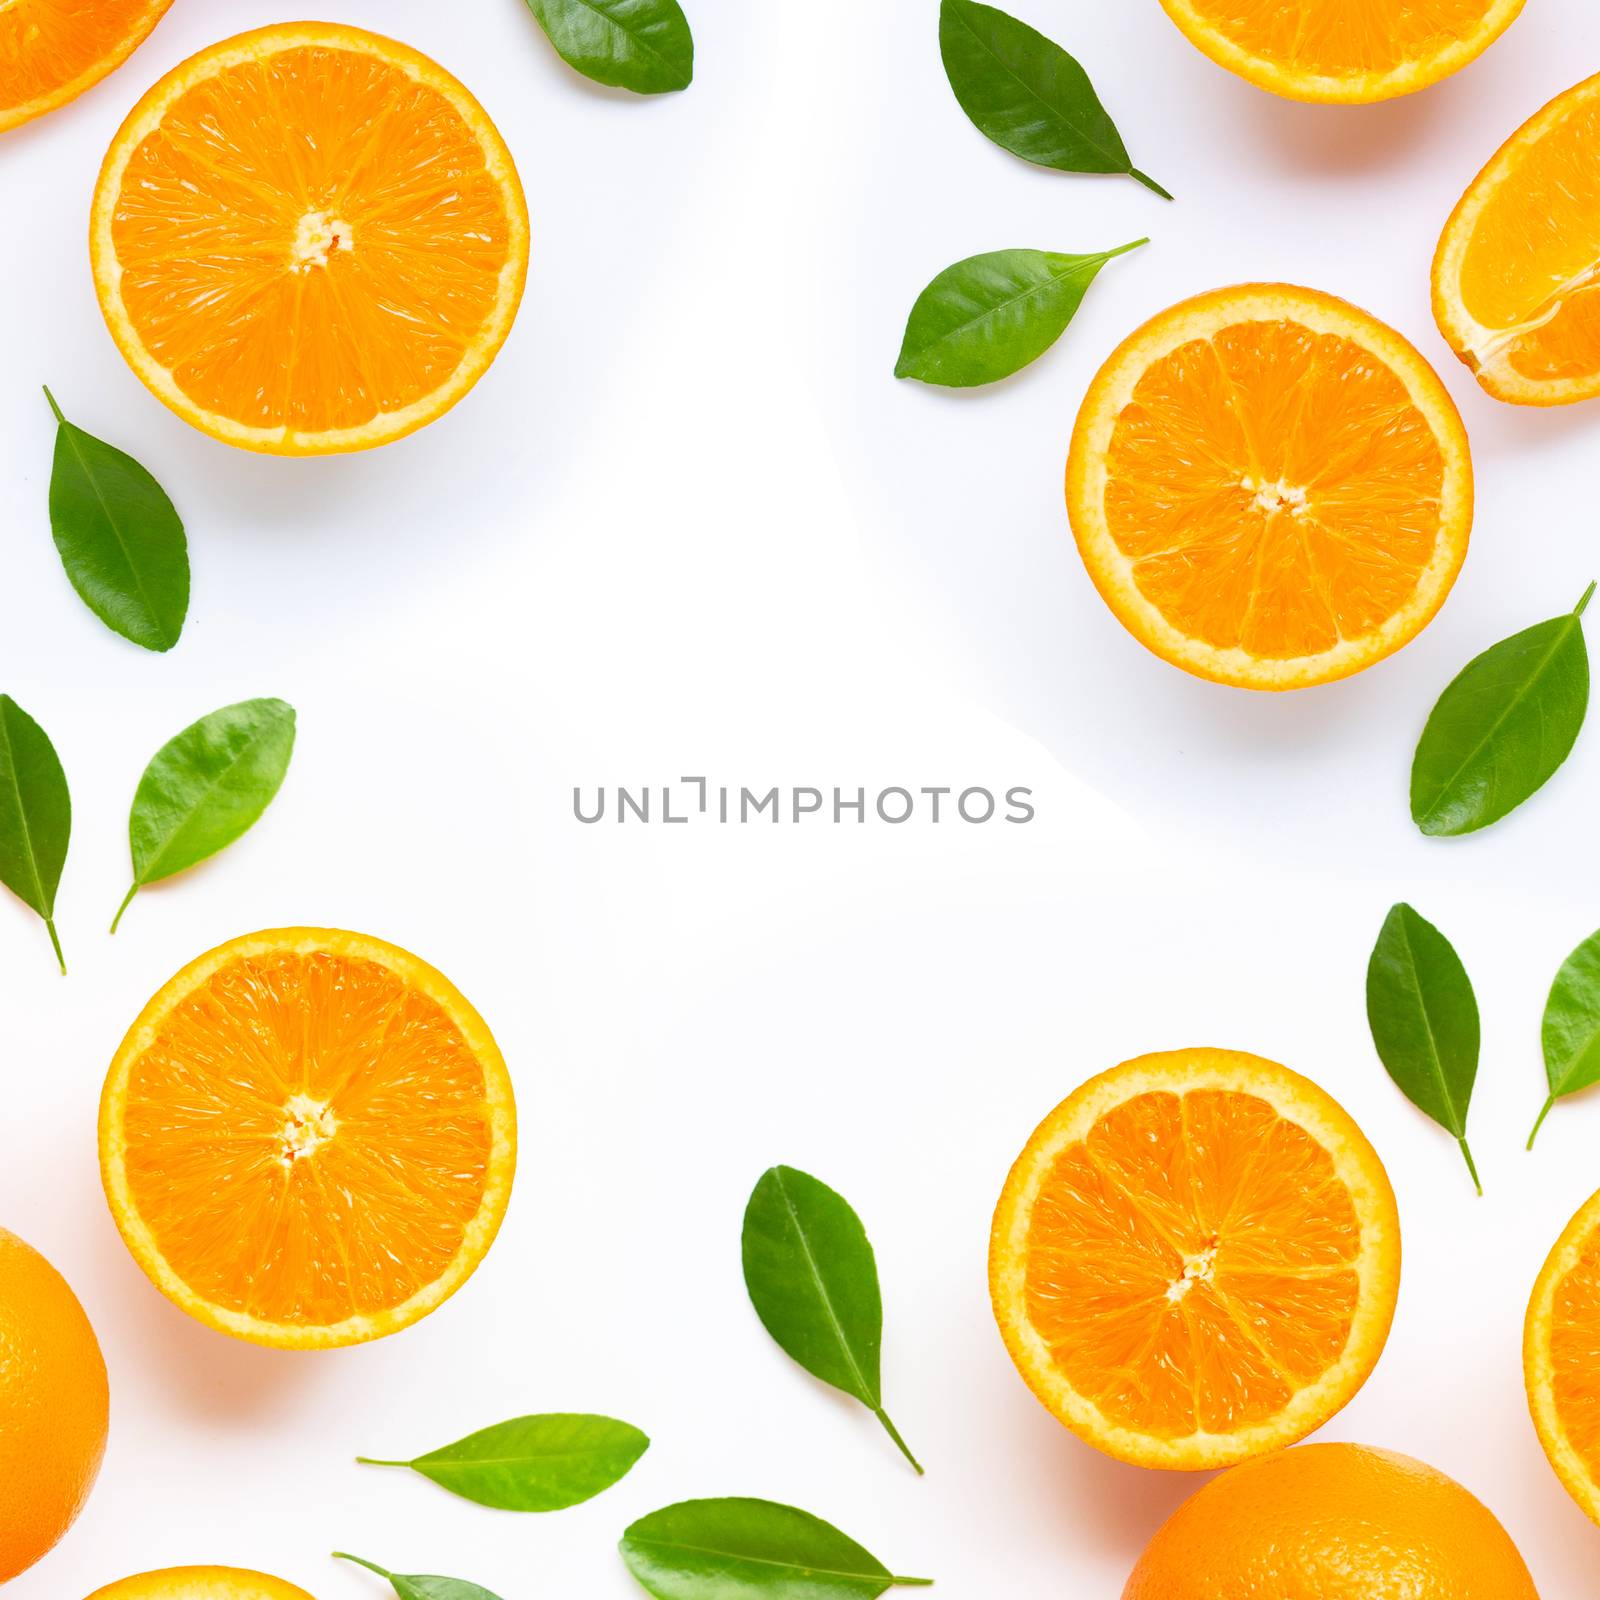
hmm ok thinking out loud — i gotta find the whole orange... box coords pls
[1123,1443,1537,1599]
[0,1227,110,1581]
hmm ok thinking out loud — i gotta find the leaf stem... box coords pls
[1457,1137,1482,1196]
[1104,237,1150,262]
[1528,1094,1556,1150]
[109,882,137,935]
[874,1407,924,1475]
[44,917,65,975]
[353,1456,411,1468]
[889,1578,935,1588]
[41,385,65,425]
[1127,167,1173,200]
[1577,580,1597,617]
[333,1554,392,1580]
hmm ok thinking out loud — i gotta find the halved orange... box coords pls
[1435,74,1600,406]
[0,0,173,133]
[1067,284,1472,690]
[990,1049,1401,1470]
[1158,0,1525,104]
[99,928,516,1349]
[90,23,529,454]
[88,1570,316,1600]
[1526,1183,1600,1526]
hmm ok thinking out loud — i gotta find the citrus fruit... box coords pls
[1526,1182,1600,1526]
[1434,73,1600,406]
[1122,1442,1537,1598]
[1066,284,1472,690]
[89,23,529,455]
[1157,0,1524,104]
[0,0,173,133]
[989,1049,1400,1470]
[87,1569,316,1600]
[99,928,516,1350]
[0,1228,109,1582]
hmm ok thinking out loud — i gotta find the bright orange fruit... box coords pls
[990,1050,1400,1470]
[1123,1443,1538,1598]
[90,23,529,454]
[87,1569,316,1600]
[1067,284,1472,690]
[0,1228,109,1582]
[1435,72,1600,406]
[0,0,173,133]
[100,928,516,1350]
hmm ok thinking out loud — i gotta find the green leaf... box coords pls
[112,697,296,933]
[1531,926,1600,1147]
[358,1413,648,1511]
[524,0,693,93]
[895,242,1145,387]
[938,0,1169,197]
[1365,903,1482,1193]
[1411,584,1594,837]
[619,1498,933,1599]
[0,695,70,973]
[43,387,188,653]
[334,1553,504,1600]
[742,1166,919,1473]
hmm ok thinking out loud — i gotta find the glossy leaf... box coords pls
[112,697,296,933]
[938,0,1169,197]
[619,1498,932,1599]
[895,241,1144,387]
[0,695,70,973]
[525,0,693,93]
[1411,585,1594,837]
[1532,926,1600,1147]
[334,1553,503,1600]
[742,1166,920,1472]
[44,387,188,653]
[358,1413,649,1510]
[1366,903,1481,1192]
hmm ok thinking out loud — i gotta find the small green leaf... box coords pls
[895,242,1145,387]
[742,1166,920,1473]
[525,0,693,93]
[938,0,1169,196]
[334,1553,504,1600]
[112,697,296,933]
[619,1498,933,1599]
[1411,584,1594,837]
[43,387,189,653]
[0,695,70,973]
[1531,925,1600,1147]
[1365,903,1481,1192]
[358,1413,648,1510]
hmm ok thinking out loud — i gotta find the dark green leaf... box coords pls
[1531,926,1600,1147]
[334,1553,503,1600]
[1411,584,1594,837]
[112,697,296,933]
[0,695,70,973]
[742,1167,919,1473]
[619,1498,932,1600]
[358,1413,648,1511]
[525,0,693,93]
[1365,903,1481,1192]
[895,241,1145,387]
[938,0,1169,197]
[43,387,188,653]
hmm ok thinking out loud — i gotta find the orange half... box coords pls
[1435,73,1600,406]
[99,928,516,1349]
[990,1049,1401,1470]
[90,23,529,454]
[1067,284,1472,690]
[0,0,173,133]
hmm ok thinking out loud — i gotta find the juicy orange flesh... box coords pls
[1181,0,1504,75]
[1022,1089,1361,1438]
[120,950,493,1326]
[1103,319,1445,659]
[1552,1231,1600,1480]
[0,0,163,113]
[109,44,513,435]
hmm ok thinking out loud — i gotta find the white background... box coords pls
[5,0,1600,1593]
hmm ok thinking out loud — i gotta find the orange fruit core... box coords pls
[0,0,172,132]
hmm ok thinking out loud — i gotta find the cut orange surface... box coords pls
[0,0,173,133]
[1435,73,1600,406]
[1066,284,1472,690]
[1158,0,1524,104]
[990,1049,1401,1470]
[1526,1183,1600,1527]
[90,23,529,454]
[87,1570,316,1600]
[100,928,516,1350]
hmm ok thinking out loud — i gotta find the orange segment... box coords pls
[1526,1183,1600,1526]
[99,928,516,1349]
[1158,0,1524,104]
[0,0,173,133]
[1066,285,1472,690]
[1435,73,1600,405]
[89,24,529,454]
[990,1049,1400,1470]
